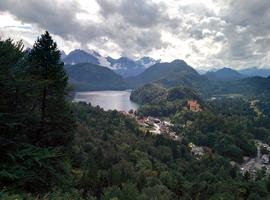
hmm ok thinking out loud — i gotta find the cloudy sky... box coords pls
[0,0,269,70]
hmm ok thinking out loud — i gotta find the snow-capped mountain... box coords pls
[136,57,160,68]
[62,49,159,77]
[107,57,145,77]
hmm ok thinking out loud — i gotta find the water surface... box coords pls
[74,90,138,112]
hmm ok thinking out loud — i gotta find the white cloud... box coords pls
[0,0,269,70]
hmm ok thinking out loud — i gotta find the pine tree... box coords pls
[0,33,75,192]
[0,39,24,118]
[0,39,28,164]
[28,31,74,147]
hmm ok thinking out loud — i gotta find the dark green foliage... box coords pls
[131,84,202,117]
[66,102,270,199]
[1,33,270,199]
[0,145,67,191]
[175,98,259,162]
[65,63,128,91]
[0,32,75,193]
[28,31,74,147]
[130,84,167,105]
[213,76,268,101]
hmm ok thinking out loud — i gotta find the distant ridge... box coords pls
[238,67,270,77]
[206,67,246,81]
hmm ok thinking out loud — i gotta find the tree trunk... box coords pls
[41,62,48,128]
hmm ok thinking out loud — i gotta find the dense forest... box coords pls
[1,32,270,199]
[131,84,270,163]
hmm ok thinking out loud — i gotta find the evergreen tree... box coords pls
[0,39,25,186]
[28,31,74,147]
[0,32,75,193]
[0,39,25,140]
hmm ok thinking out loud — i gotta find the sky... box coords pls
[0,0,269,70]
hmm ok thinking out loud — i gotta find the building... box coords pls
[187,100,202,112]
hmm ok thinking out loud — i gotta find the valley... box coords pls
[2,0,270,198]
[2,32,270,199]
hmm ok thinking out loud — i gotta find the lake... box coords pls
[74,90,139,112]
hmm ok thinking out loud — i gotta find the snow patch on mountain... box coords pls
[62,49,160,77]
[136,57,160,68]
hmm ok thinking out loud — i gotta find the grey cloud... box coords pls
[179,0,270,67]
[255,38,270,53]
[220,0,270,30]
[0,0,270,68]
[0,0,81,39]
[96,0,169,28]
[189,43,201,55]
[0,0,172,57]
[178,3,216,18]
[212,0,270,66]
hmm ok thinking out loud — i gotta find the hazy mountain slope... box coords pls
[65,63,128,91]
[206,67,246,81]
[239,67,270,77]
[225,76,270,98]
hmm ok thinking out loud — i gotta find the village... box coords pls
[122,99,270,177]
[121,110,181,141]
[240,140,270,177]
[121,100,202,142]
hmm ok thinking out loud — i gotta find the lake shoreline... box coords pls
[73,90,138,112]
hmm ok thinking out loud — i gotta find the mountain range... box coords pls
[238,67,270,77]
[127,62,270,99]
[62,49,270,99]
[62,49,160,77]
[61,49,270,79]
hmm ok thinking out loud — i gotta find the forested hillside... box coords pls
[130,84,202,117]
[65,63,128,91]
[131,84,270,164]
[127,59,204,88]
[127,60,270,99]
[1,32,270,200]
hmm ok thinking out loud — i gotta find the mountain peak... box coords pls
[171,59,187,65]
[69,49,87,54]
[87,49,101,57]
[128,59,200,88]
[220,67,235,71]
